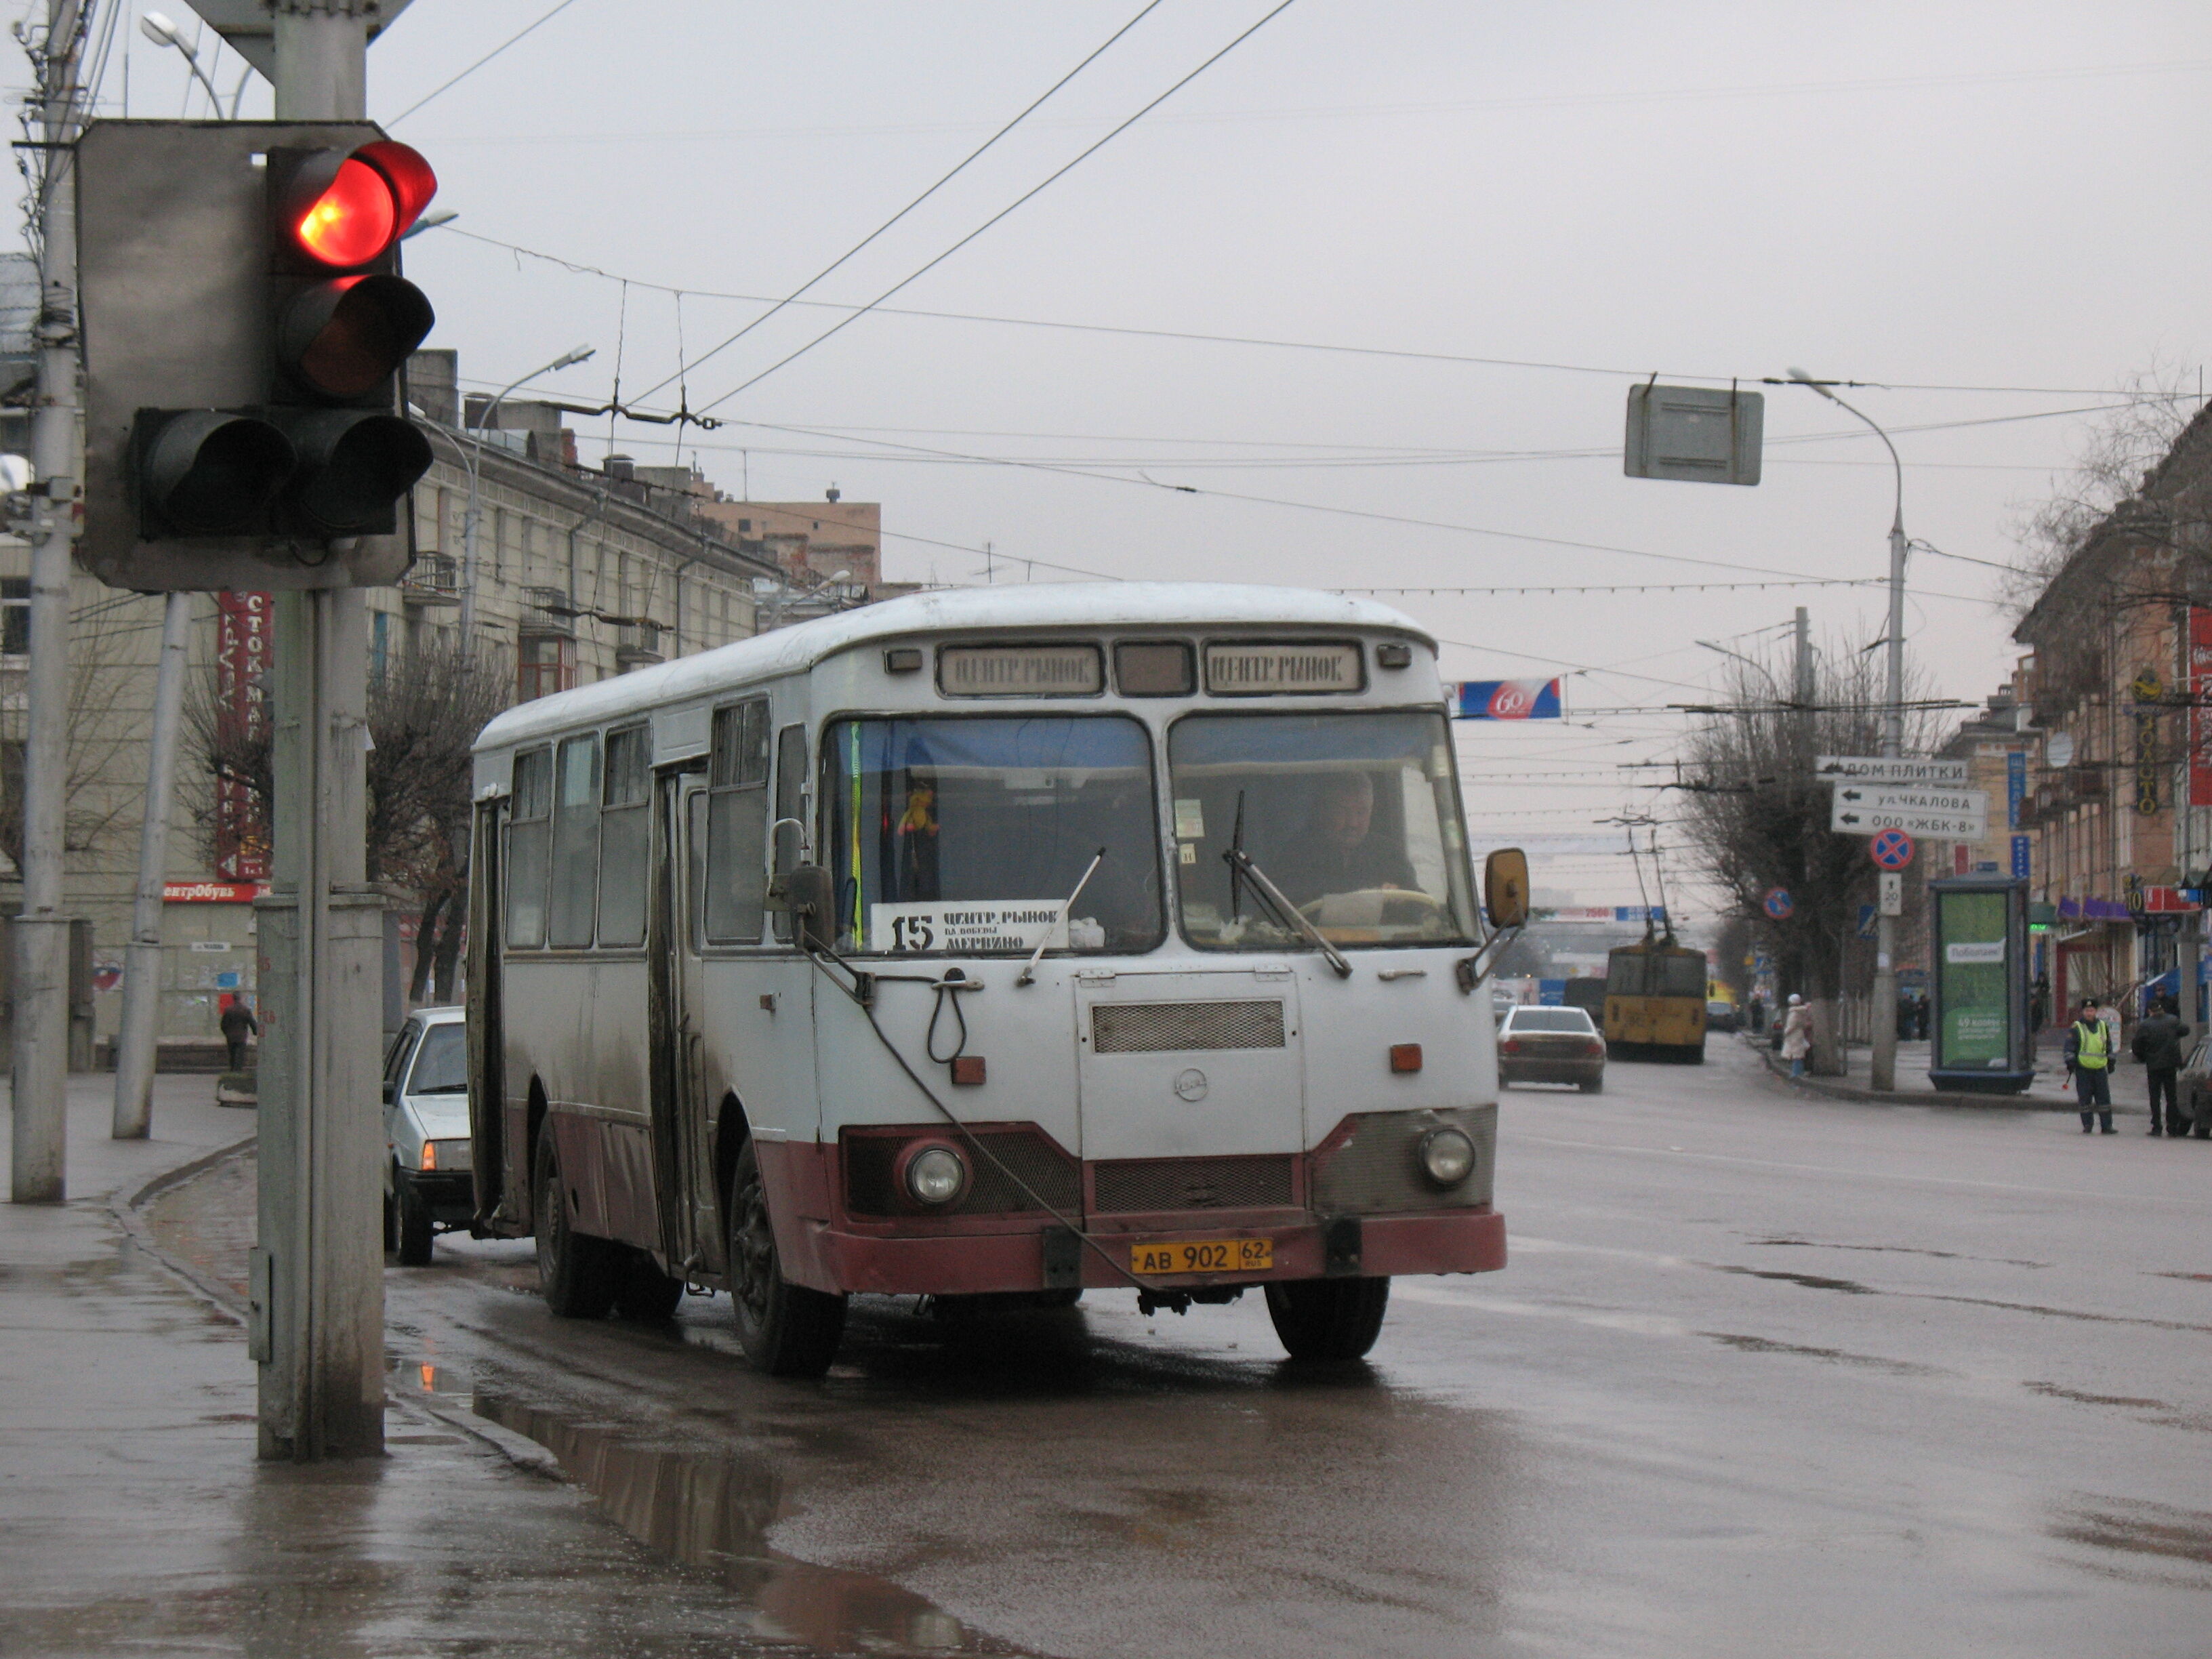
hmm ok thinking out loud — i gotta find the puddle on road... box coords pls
[1701,1332,1940,1376]
[1710,1265,1877,1295]
[468,1391,1036,1656]
[2026,1382,2171,1410]
[1748,1234,2050,1269]
[2053,1500,2212,1572]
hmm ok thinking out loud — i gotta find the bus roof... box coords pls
[473,581,1432,755]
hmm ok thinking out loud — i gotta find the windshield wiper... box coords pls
[1223,792,1352,979]
[1017,846,1107,987]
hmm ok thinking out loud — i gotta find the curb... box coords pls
[109,1133,260,1321]
[1747,1040,2093,1111]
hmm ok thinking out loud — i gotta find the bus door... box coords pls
[658,773,724,1273]
[1075,968,1307,1162]
[466,792,511,1225]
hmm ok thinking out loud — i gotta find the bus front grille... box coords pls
[1092,1155,1295,1213]
[843,1128,1082,1217]
[1090,1000,1286,1054]
[1309,1106,1496,1214]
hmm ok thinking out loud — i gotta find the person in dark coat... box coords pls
[2065,997,2116,1134]
[2131,994,2192,1138]
[219,998,258,1072]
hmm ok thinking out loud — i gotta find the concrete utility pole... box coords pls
[12,0,85,1205]
[1792,373,1908,1090]
[112,594,192,1139]
[255,0,383,1461]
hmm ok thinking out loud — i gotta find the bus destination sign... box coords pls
[1204,641,1364,695]
[871,901,1088,954]
[938,644,1103,697]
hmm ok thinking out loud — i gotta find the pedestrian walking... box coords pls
[1914,994,1931,1041]
[2065,997,2116,1134]
[219,997,258,1073]
[2131,994,2192,1138]
[1781,993,1814,1079]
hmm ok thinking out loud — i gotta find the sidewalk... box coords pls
[0,1074,843,1656]
[1745,1032,2134,1111]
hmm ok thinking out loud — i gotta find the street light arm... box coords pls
[1786,369,1902,535]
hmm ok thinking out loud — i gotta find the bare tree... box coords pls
[2004,359,2203,613]
[1673,638,1938,1073]
[187,638,508,1002]
[0,594,155,874]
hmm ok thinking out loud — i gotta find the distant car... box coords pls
[1706,999,1739,1033]
[2176,1039,2212,1138]
[382,1006,473,1266]
[1498,1005,1607,1092]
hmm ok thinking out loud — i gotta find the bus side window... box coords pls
[771,722,806,943]
[705,699,771,944]
[598,724,651,947]
[506,747,553,948]
[548,734,602,949]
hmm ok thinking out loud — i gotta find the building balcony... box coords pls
[398,553,459,607]
[614,617,667,669]
[520,586,577,638]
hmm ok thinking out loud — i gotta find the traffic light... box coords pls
[77,121,440,590]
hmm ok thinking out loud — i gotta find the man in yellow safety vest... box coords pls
[2065,996,2116,1134]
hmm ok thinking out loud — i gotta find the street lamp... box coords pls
[401,209,459,241]
[140,12,249,118]
[1785,367,1909,1090]
[459,345,595,638]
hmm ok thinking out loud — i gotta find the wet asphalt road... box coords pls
[375,1038,2212,1658]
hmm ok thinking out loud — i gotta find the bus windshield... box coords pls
[1168,710,1475,949]
[823,715,1163,956]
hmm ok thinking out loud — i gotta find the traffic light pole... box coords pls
[253,0,384,1461]
[12,0,83,1205]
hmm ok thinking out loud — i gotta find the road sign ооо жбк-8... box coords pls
[1832,796,1988,839]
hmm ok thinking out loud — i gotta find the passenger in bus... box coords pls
[894,777,939,898]
[1271,771,1416,907]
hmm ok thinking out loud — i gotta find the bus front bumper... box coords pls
[790,1207,1507,1297]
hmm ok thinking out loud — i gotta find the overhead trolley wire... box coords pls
[626,0,1167,409]
[687,0,1303,415]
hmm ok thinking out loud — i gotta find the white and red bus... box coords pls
[466,583,1523,1375]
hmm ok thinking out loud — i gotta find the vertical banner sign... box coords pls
[1454,679,1563,720]
[2133,671,2162,815]
[2006,750,2025,830]
[2192,608,2212,806]
[2011,834,2031,880]
[213,592,272,881]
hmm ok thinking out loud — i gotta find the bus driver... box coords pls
[1271,770,1415,907]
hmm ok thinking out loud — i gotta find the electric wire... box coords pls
[385,0,590,127]
[628,0,1167,407]
[690,0,1302,413]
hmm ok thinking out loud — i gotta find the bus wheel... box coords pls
[534,1128,617,1318]
[1264,1276,1389,1361]
[615,1252,686,1323]
[727,1139,846,1377]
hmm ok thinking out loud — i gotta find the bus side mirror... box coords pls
[785,863,838,954]
[1484,848,1530,930]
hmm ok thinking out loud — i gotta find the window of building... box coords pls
[548,734,600,948]
[1,577,26,657]
[598,724,651,947]
[518,635,574,701]
[506,747,552,947]
[704,699,770,943]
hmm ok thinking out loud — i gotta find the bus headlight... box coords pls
[1416,1126,1476,1189]
[902,1143,969,1206]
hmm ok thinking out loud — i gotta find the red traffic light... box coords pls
[283,140,438,269]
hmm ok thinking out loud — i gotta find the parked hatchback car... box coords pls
[382,1006,473,1265]
[1498,1005,1607,1092]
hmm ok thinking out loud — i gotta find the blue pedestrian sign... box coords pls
[1856,903,1877,940]
[1763,887,1794,920]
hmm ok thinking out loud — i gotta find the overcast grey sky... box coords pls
[54,1,2212,908]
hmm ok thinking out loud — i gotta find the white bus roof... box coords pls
[473,581,1432,755]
